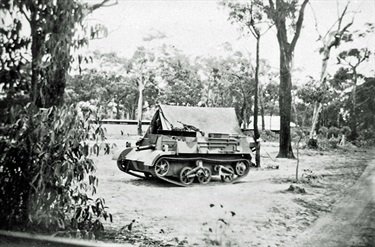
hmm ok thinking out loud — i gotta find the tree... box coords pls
[260,71,279,130]
[263,0,309,158]
[0,0,116,234]
[198,53,255,125]
[337,48,371,139]
[157,45,203,106]
[222,0,271,166]
[128,47,158,135]
[0,0,116,109]
[308,1,354,147]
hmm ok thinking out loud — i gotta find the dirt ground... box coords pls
[92,138,375,246]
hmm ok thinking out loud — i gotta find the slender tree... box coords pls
[263,0,309,158]
[337,48,371,139]
[222,0,273,166]
[308,1,354,147]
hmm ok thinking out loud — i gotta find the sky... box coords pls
[86,0,375,80]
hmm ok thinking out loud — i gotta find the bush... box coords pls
[341,126,351,137]
[328,126,340,138]
[356,128,375,147]
[318,126,328,138]
[260,130,278,142]
[328,137,340,148]
[0,105,111,235]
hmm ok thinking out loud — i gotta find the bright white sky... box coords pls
[86,0,375,80]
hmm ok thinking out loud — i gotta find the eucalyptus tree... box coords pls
[127,47,158,135]
[222,0,310,158]
[156,45,203,106]
[308,1,354,147]
[222,0,273,165]
[337,48,371,139]
[0,0,116,109]
[262,0,309,158]
[198,52,254,125]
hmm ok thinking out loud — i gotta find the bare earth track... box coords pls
[93,140,375,246]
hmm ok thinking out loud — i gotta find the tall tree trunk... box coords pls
[259,86,266,131]
[253,37,261,167]
[30,10,43,108]
[308,2,353,144]
[277,49,295,158]
[137,82,144,136]
[269,0,308,158]
[351,68,358,139]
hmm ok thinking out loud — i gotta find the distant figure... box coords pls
[121,130,124,136]
[93,143,99,156]
[104,143,110,155]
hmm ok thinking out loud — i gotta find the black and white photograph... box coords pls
[0,0,374,246]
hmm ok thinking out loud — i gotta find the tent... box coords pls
[150,105,242,135]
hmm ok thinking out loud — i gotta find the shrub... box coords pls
[328,137,340,148]
[356,128,375,147]
[318,126,328,138]
[328,126,340,138]
[341,126,351,137]
[260,130,278,142]
[0,105,111,235]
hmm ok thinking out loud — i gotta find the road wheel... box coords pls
[235,161,247,176]
[117,160,129,172]
[221,166,234,183]
[179,167,194,185]
[197,167,211,184]
[154,159,170,177]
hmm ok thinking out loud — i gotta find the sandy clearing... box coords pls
[291,159,375,247]
[93,140,375,246]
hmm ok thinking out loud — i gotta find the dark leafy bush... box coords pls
[260,130,278,142]
[356,127,375,147]
[328,126,340,138]
[318,126,328,138]
[328,137,340,148]
[0,105,111,235]
[341,126,351,137]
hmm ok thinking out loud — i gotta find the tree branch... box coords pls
[89,0,118,13]
[19,6,31,23]
[290,0,309,50]
[309,2,322,41]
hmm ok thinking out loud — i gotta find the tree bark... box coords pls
[350,68,358,139]
[277,48,295,158]
[137,82,144,136]
[308,2,353,143]
[253,37,261,167]
[270,0,309,158]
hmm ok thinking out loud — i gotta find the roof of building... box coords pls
[249,116,296,131]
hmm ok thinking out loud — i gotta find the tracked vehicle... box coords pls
[113,105,255,186]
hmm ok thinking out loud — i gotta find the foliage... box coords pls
[260,130,278,142]
[328,137,340,149]
[356,128,375,147]
[0,0,114,111]
[0,105,111,234]
[198,53,255,125]
[318,126,328,138]
[328,127,340,138]
[157,45,203,106]
[340,126,351,137]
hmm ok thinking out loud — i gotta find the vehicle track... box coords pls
[293,158,375,247]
